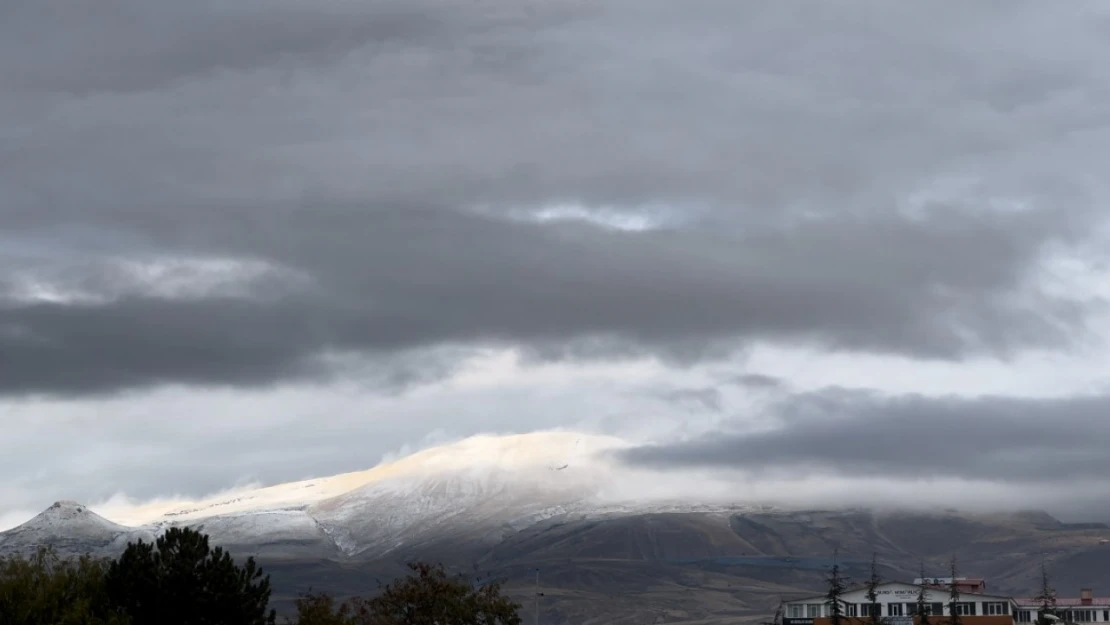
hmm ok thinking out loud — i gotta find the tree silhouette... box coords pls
[292,562,521,625]
[1034,560,1057,625]
[359,562,521,625]
[825,552,848,625]
[106,526,275,625]
[292,592,356,625]
[865,553,883,625]
[759,602,784,625]
[946,556,961,625]
[0,547,126,625]
[915,562,931,625]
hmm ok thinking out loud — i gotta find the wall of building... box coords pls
[783,582,1017,625]
[783,581,1110,625]
[1018,607,1110,623]
[810,617,1015,625]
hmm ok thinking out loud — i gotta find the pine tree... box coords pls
[866,553,882,625]
[760,603,784,625]
[289,562,522,625]
[826,551,848,625]
[915,562,931,625]
[1034,560,1057,625]
[106,526,276,625]
[946,556,961,625]
[355,562,522,625]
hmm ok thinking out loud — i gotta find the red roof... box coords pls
[921,579,988,594]
[1014,598,1110,607]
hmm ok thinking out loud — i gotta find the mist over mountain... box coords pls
[5,432,1109,624]
[6,3,1110,623]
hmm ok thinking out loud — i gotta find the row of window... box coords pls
[789,605,1110,623]
[788,602,1010,619]
[1071,610,1110,622]
[1015,610,1110,623]
[985,602,1010,616]
[1055,610,1109,623]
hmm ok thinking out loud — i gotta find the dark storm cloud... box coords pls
[0,0,456,94]
[620,389,1110,483]
[0,205,1093,396]
[2,0,1108,396]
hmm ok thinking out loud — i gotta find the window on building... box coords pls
[1103,611,1109,622]
[953,603,976,616]
[889,604,905,617]
[1073,610,1094,622]
[807,604,823,618]
[861,604,880,618]
[1016,610,1033,623]
[788,604,804,618]
[910,603,938,616]
[846,604,859,617]
[985,602,1009,616]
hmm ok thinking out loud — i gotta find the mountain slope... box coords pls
[4,433,1110,624]
[0,500,154,555]
[187,509,342,561]
[309,460,609,558]
[104,431,626,526]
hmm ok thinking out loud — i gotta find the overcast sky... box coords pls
[3,0,1110,529]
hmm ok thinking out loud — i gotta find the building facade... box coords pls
[783,579,1110,625]
[1014,589,1110,624]
[783,580,1019,625]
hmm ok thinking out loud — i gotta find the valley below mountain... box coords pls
[3,432,1108,624]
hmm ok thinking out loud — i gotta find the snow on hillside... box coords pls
[309,452,614,556]
[105,431,627,526]
[186,509,342,559]
[0,500,154,555]
[0,431,756,558]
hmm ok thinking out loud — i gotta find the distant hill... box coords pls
[4,432,1109,624]
[0,500,154,556]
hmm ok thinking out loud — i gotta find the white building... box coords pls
[782,580,1018,625]
[1014,589,1110,624]
[783,580,1110,625]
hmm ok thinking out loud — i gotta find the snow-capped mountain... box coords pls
[115,432,623,522]
[5,434,1107,625]
[0,431,745,559]
[0,500,154,555]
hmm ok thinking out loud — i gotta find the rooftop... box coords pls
[1014,598,1110,608]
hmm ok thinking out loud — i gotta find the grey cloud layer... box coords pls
[621,389,1110,483]
[2,1,1109,396]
